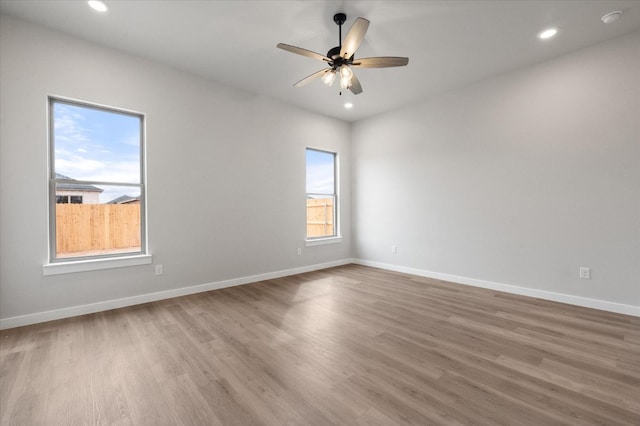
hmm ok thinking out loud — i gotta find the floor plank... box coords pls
[1,264,639,425]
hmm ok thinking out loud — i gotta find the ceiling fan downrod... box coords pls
[334,12,346,49]
[327,13,352,68]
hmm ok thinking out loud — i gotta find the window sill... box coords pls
[305,236,343,247]
[43,254,152,276]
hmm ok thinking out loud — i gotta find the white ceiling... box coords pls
[1,0,639,122]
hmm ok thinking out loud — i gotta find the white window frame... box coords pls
[44,97,150,275]
[305,147,341,246]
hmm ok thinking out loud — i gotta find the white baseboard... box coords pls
[3,257,637,329]
[0,259,353,330]
[353,259,640,317]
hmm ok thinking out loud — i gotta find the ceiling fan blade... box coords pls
[340,17,370,59]
[294,69,331,88]
[352,57,409,68]
[349,73,363,95]
[277,43,331,63]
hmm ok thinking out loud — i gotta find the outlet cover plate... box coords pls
[579,267,590,279]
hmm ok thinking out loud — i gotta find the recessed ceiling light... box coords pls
[601,11,622,24]
[344,102,353,109]
[88,0,108,13]
[537,27,558,40]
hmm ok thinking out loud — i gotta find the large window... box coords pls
[49,98,145,261]
[306,148,337,239]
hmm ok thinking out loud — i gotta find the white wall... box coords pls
[2,15,638,327]
[352,31,640,310]
[0,15,351,325]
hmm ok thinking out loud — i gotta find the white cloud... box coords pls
[53,106,91,145]
[89,161,140,183]
[53,103,140,184]
[307,163,335,194]
[56,157,139,183]
[56,157,106,175]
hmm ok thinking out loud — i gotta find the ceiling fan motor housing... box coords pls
[326,46,354,64]
[327,46,341,60]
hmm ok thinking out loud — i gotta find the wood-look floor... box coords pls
[1,264,639,425]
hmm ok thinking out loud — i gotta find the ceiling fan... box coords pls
[277,13,409,95]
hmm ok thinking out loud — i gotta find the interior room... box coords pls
[1,1,638,424]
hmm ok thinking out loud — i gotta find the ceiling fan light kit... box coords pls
[601,11,622,24]
[322,69,336,86]
[277,13,409,95]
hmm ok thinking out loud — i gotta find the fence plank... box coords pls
[56,204,140,255]
[306,198,334,237]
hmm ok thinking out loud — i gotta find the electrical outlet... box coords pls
[391,245,398,254]
[297,248,302,256]
[579,267,590,280]
[155,264,163,275]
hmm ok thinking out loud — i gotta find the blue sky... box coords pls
[54,102,334,202]
[306,149,335,195]
[53,101,141,203]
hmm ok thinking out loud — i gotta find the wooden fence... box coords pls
[306,198,334,237]
[56,204,140,255]
[57,200,332,255]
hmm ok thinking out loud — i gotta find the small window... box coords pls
[306,148,337,239]
[49,98,146,261]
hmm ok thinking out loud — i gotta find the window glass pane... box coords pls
[50,98,145,262]
[52,102,141,184]
[306,148,337,239]
[54,183,141,259]
[306,195,335,238]
[306,149,335,194]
